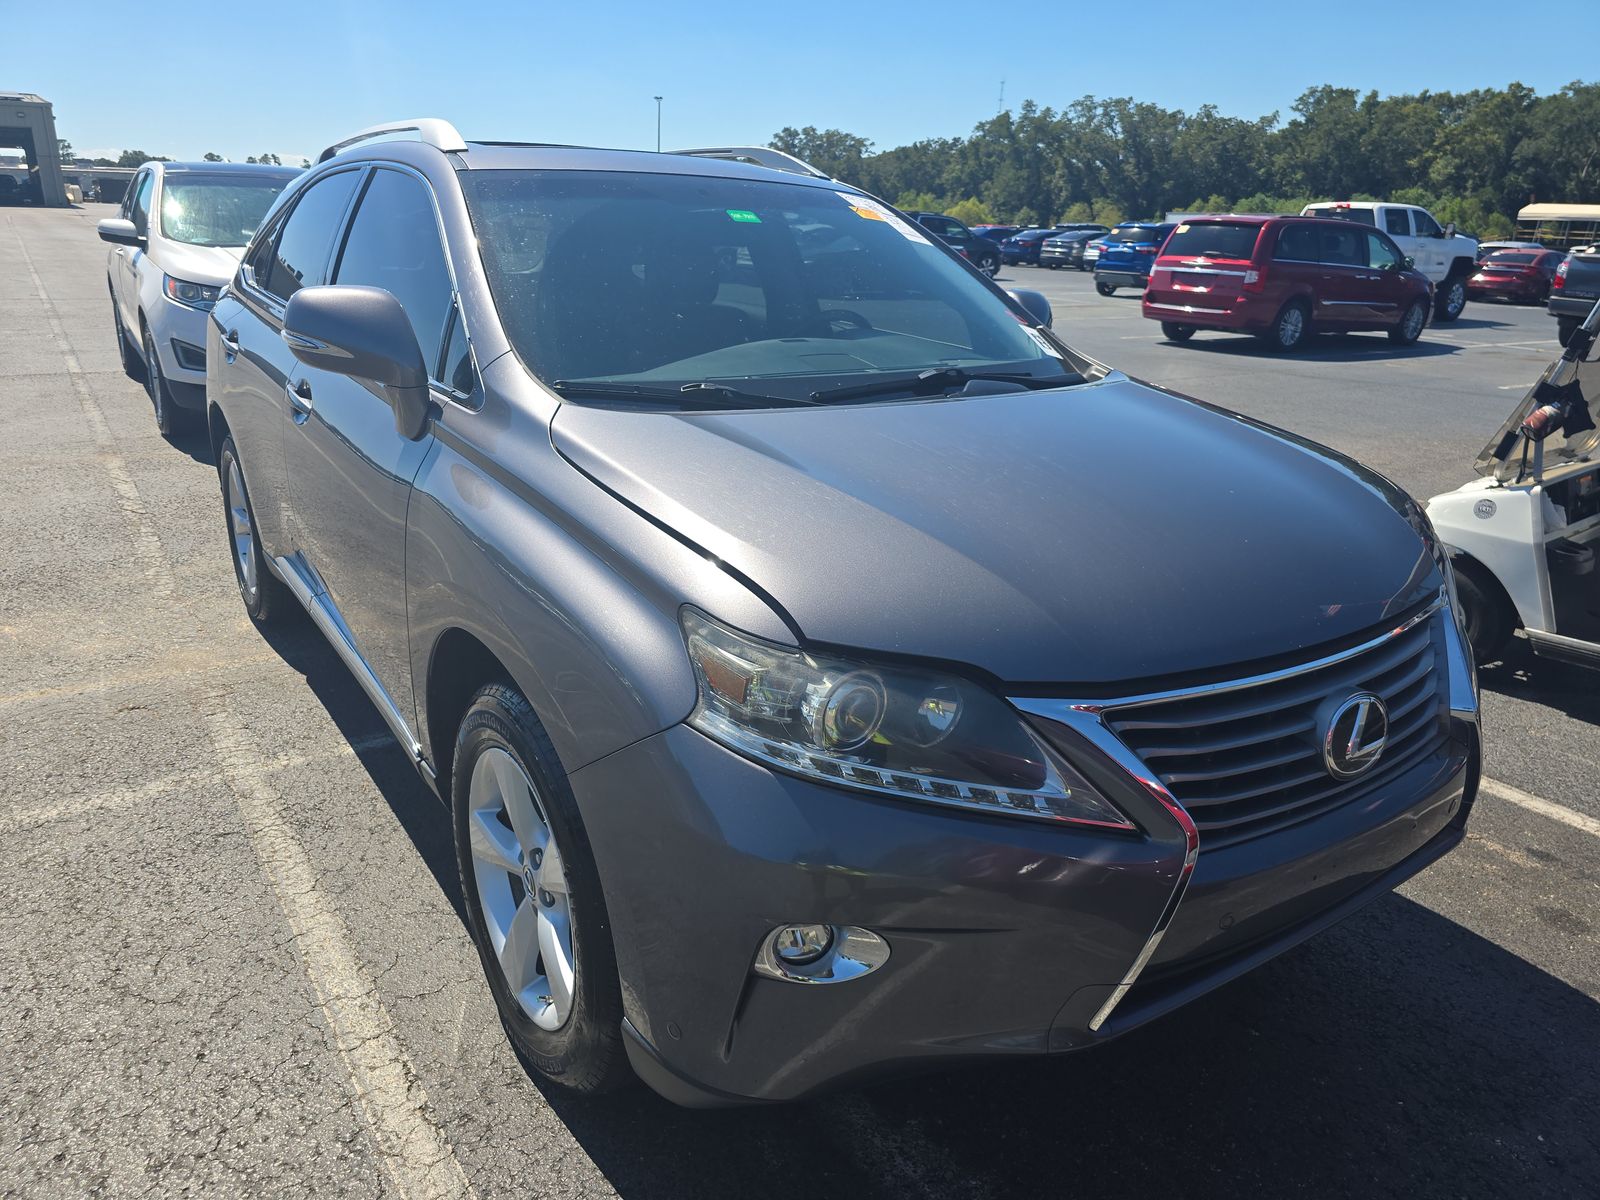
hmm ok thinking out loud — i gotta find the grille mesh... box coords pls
[1102,610,1450,848]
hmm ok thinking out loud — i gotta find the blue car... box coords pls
[1094,222,1177,295]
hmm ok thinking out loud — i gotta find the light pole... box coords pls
[654,96,663,152]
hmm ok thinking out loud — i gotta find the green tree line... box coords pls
[773,81,1600,239]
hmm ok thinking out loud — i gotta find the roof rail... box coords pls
[318,118,469,164]
[670,146,833,181]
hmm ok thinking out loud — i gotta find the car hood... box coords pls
[551,376,1438,686]
[154,240,245,286]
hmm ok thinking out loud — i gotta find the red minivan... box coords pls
[1142,215,1433,350]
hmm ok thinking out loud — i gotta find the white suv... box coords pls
[1302,201,1480,322]
[98,162,298,435]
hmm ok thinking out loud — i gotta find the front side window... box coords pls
[461,170,1070,400]
[262,170,360,303]
[333,169,454,370]
[1384,208,1411,237]
[1412,209,1443,237]
[160,175,294,247]
[1366,231,1402,270]
[129,171,154,235]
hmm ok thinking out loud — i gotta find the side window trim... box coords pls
[241,166,368,319]
[434,299,482,409]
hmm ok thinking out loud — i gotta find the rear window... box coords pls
[1304,206,1377,228]
[1487,252,1537,265]
[1106,225,1163,244]
[1162,222,1261,259]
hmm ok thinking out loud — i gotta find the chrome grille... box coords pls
[1101,606,1450,848]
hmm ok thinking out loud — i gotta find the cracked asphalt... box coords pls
[1,206,1596,1199]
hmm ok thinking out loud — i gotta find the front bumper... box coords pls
[149,290,212,397]
[571,703,1477,1105]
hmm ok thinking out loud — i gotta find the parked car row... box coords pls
[95,121,1482,1107]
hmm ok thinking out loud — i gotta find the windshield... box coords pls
[462,170,1073,400]
[160,175,294,247]
[1477,313,1600,482]
[1162,221,1262,259]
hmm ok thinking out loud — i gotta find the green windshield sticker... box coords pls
[726,209,761,223]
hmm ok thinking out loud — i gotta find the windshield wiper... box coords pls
[810,366,1078,404]
[549,380,814,408]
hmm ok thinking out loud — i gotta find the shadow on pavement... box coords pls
[1477,636,1600,723]
[1154,331,1462,363]
[539,896,1598,1199]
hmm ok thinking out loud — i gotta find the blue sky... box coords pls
[11,0,1588,164]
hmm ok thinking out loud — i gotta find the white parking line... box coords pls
[9,217,174,600]
[1482,776,1600,839]
[203,704,475,1200]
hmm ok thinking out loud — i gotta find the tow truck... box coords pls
[1427,299,1600,668]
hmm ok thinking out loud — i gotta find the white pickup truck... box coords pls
[1302,201,1480,322]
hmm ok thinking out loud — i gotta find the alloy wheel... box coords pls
[1277,305,1305,347]
[1402,302,1426,341]
[1442,280,1466,319]
[468,747,575,1031]
[143,329,170,433]
[224,455,258,601]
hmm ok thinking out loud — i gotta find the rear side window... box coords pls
[1275,224,1320,261]
[263,170,360,303]
[333,169,454,371]
[1318,225,1367,267]
[1306,206,1377,228]
[1384,209,1411,237]
[1162,222,1261,259]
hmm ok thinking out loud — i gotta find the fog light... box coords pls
[772,923,833,965]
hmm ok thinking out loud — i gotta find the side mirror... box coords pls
[97,217,143,248]
[1403,255,1415,270]
[282,285,432,440]
[1442,223,1456,239]
[1007,288,1053,328]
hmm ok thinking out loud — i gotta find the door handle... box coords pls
[288,379,313,423]
[221,329,240,363]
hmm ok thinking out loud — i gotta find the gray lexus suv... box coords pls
[206,119,1481,1106]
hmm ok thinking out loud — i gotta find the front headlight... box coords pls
[681,609,1132,828]
[163,275,220,310]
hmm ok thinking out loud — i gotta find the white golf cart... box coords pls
[1428,299,1600,668]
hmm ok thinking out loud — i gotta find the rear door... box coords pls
[1306,223,1371,326]
[284,165,456,716]
[1271,222,1323,313]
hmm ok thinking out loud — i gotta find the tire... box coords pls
[1095,281,1116,297]
[1262,300,1310,351]
[1557,317,1579,348]
[1389,298,1428,345]
[142,323,188,438]
[1453,560,1513,664]
[110,286,140,380]
[453,683,630,1094]
[1160,322,1195,342]
[217,435,293,626]
[1434,276,1468,323]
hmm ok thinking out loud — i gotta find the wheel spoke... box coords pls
[536,837,568,897]
[537,906,574,1020]
[469,810,521,875]
[499,899,540,993]
[492,752,546,853]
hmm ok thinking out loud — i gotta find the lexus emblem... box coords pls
[1323,693,1389,779]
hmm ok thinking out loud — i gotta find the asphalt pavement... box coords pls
[2,206,1596,1199]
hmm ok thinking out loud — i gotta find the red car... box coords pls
[1467,248,1564,304]
[1143,215,1433,351]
